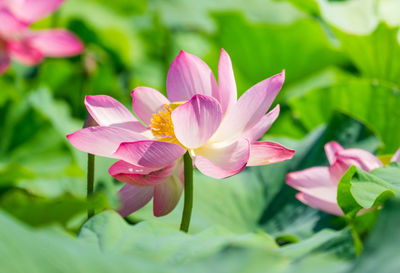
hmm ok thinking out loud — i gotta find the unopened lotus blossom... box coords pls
[0,0,83,74]
[287,142,400,216]
[67,49,294,217]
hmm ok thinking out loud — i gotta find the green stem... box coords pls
[87,153,95,219]
[180,152,193,233]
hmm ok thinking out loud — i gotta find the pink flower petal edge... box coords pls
[131,87,169,125]
[296,193,343,216]
[66,126,146,157]
[153,174,183,217]
[109,160,174,186]
[193,138,250,179]
[242,105,280,142]
[0,8,29,36]
[218,48,237,114]
[113,140,186,168]
[392,149,400,162]
[166,50,218,102]
[247,141,294,166]
[172,94,222,149]
[6,0,64,23]
[211,71,285,142]
[324,141,344,165]
[7,41,43,65]
[26,30,84,57]
[85,95,138,127]
[286,167,337,199]
[117,184,154,218]
[337,148,383,171]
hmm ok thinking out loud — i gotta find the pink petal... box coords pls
[328,157,360,184]
[337,148,382,171]
[296,193,343,216]
[193,138,250,179]
[111,121,150,136]
[391,148,400,162]
[171,94,222,149]
[166,50,218,102]
[109,160,175,186]
[218,48,237,114]
[7,40,43,65]
[0,49,10,74]
[153,173,183,217]
[242,105,280,142]
[26,30,84,57]
[286,167,337,198]
[247,141,295,166]
[6,0,64,23]
[117,184,154,217]
[113,140,186,168]
[85,95,138,127]
[0,8,28,36]
[66,126,146,157]
[324,141,344,164]
[289,169,347,214]
[131,87,169,125]
[328,146,382,183]
[211,71,285,142]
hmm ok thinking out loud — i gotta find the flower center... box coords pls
[150,102,186,145]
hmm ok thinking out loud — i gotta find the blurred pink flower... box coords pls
[0,0,83,74]
[286,141,400,216]
[392,148,400,163]
[67,49,294,217]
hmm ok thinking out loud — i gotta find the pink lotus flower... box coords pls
[287,142,400,216]
[0,0,83,74]
[67,49,294,217]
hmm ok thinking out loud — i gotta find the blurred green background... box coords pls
[1,0,400,272]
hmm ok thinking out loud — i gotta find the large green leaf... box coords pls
[348,198,400,273]
[79,211,280,263]
[337,163,400,217]
[0,210,293,273]
[213,13,347,94]
[334,23,400,86]
[150,0,306,32]
[79,211,356,272]
[317,0,378,35]
[0,210,171,273]
[280,228,355,269]
[0,88,120,229]
[82,212,355,273]
[315,0,400,86]
[289,79,400,153]
[0,190,87,228]
[277,0,320,15]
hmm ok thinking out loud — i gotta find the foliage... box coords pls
[1,0,400,272]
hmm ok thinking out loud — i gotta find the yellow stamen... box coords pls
[150,103,184,144]
[169,101,187,110]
